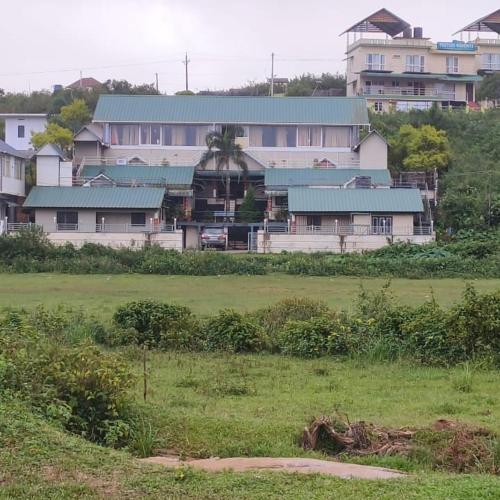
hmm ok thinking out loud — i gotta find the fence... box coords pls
[266,223,433,236]
[6,222,176,234]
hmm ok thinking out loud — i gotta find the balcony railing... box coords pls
[267,224,433,236]
[362,87,455,100]
[481,63,500,71]
[7,222,176,234]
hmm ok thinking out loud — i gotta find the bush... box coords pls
[278,316,351,358]
[113,299,195,348]
[203,310,262,353]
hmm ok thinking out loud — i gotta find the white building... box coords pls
[0,113,47,152]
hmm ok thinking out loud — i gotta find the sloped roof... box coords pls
[36,143,65,159]
[93,95,370,126]
[454,9,500,35]
[265,168,391,188]
[81,165,195,186]
[67,77,103,89]
[288,187,423,213]
[353,130,388,151]
[23,186,165,209]
[340,8,410,37]
[74,124,104,143]
[0,139,26,159]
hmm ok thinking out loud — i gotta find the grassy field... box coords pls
[2,354,500,498]
[1,273,499,318]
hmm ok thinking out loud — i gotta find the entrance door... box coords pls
[466,83,474,103]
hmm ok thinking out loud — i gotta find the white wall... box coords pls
[4,116,47,150]
[359,134,388,170]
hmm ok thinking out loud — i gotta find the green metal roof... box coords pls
[362,72,482,82]
[24,186,165,209]
[288,187,423,213]
[265,168,391,188]
[93,95,370,126]
[81,165,195,186]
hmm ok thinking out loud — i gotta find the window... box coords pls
[17,125,25,138]
[262,126,277,147]
[110,125,139,145]
[374,102,383,113]
[162,126,173,145]
[298,126,321,147]
[12,158,23,179]
[56,211,78,230]
[140,125,162,145]
[482,53,500,70]
[322,126,350,147]
[396,101,433,111]
[406,55,425,72]
[446,56,459,74]
[372,216,392,235]
[185,125,197,146]
[131,212,146,226]
[306,215,322,227]
[366,54,385,71]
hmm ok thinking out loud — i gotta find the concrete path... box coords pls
[141,456,407,480]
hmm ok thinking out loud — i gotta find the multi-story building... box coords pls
[0,139,26,231]
[0,113,47,152]
[343,8,500,112]
[22,94,434,252]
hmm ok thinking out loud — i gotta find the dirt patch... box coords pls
[301,416,500,475]
[141,456,406,479]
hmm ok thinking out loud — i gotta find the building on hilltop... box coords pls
[342,8,500,112]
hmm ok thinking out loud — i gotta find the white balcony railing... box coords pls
[7,222,176,234]
[267,224,433,236]
[362,87,455,100]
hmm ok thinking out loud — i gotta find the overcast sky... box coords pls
[1,0,499,94]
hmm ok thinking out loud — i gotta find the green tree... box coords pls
[239,186,260,222]
[286,73,346,96]
[31,123,73,151]
[199,126,248,218]
[59,99,91,133]
[477,73,500,102]
[390,124,451,171]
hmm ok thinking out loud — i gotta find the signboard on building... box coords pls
[437,41,477,51]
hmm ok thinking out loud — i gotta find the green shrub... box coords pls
[113,299,195,348]
[203,310,262,353]
[278,316,351,358]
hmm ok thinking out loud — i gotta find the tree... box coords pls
[389,124,451,172]
[59,99,91,133]
[477,73,500,103]
[104,79,159,95]
[286,73,346,96]
[239,186,260,222]
[31,123,73,152]
[199,126,248,218]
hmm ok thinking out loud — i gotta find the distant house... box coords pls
[0,113,47,152]
[0,139,26,229]
[67,77,103,92]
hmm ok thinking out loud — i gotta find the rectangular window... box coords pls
[262,126,277,147]
[374,102,383,113]
[298,126,321,147]
[110,125,139,145]
[56,211,78,231]
[482,53,500,70]
[406,55,425,72]
[17,125,25,138]
[366,54,385,71]
[185,125,197,146]
[285,126,296,147]
[131,212,146,226]
[140,125,150,144]
[306,215,322,227]
[446,56,459,73]
[372,216,393,235]
[162,126,173,145]
[322,127,350,147]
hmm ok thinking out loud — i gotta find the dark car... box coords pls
[200,227,227,250]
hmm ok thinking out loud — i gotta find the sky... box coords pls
[1,0,499,94]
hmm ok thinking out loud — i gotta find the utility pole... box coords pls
[155,73,159,93]
[79,70,83,89]
[270,52,275,97]
[182,53,190,92]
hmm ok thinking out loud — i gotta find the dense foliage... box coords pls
[1,227,499,278]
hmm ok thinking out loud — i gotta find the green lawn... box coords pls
[1,273,499,318]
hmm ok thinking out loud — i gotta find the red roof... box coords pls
[67,77,102,89]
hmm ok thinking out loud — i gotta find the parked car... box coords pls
[200,227,227,250]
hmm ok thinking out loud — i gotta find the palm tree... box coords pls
[199,126,248,219]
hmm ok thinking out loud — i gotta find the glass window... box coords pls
[406,55,425,72]
[151,125,161,145]
[262,126,277,147]
[185,125,197,146]
[446,56,458,73]
[140,125,150,144]
[110,125,139,145]
[298,126,321,147]
[285,126,296,147]
[162,126,173,145]
[17,125,25,138]
[372,216,393,235]
[307,215,322,227]
[366,54,385,71]
[323,127,350,147]
[374,102,383,113]
[56,211,78,230]
[131,212,146,226]
[482,53,500,70]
